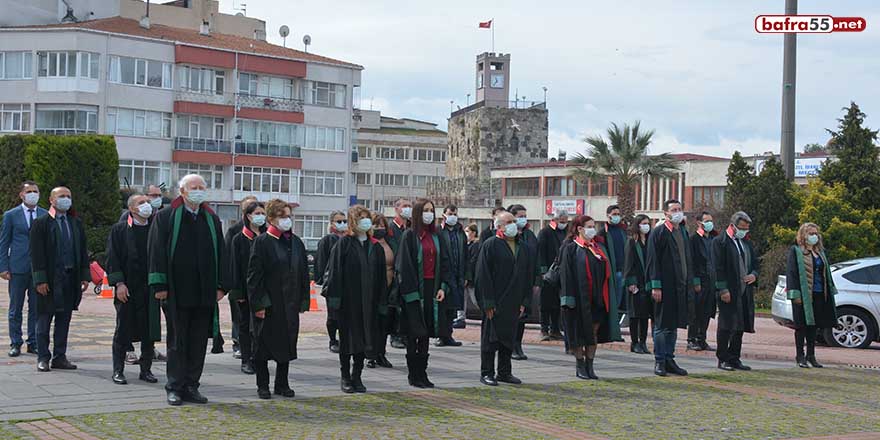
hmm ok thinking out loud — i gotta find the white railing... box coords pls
[174,89,234,106]
[235,94,304,113]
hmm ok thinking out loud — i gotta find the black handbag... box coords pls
[543,260,561,288]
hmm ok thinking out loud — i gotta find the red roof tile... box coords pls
[2,17,362,69]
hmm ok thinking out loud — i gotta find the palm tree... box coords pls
[570,121,679,220]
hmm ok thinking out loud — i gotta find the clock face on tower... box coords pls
[490,74,504,88]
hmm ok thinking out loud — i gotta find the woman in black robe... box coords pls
[396,198,450,388]
[228,201,266,375]
[560,215,614,380]
[785,222,838,368]
[326,205,383,393]
[623,214,652,354]
[246,199,309,399]
[367,213,396,369]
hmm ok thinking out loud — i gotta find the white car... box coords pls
[771,257,880,349]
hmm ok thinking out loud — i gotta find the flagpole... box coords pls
[491,18,495,52]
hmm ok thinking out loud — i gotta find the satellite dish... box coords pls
[279,25,290,38]
[235,12,244,17]
[303,34,312,52]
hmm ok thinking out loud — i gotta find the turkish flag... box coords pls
[479,20,492,29]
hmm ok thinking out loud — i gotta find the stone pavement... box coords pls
[0,283,801,423]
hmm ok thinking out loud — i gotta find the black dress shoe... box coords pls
[166,391,183,406]
[376,354,393,368]
[576,359,590,380]
[665,360,688,376]
[8,345,21,357]
[796,356,810,368]
[26,344,36,354]
[113,371,128,384]
[496,374,522,385]
[366,359,378,369]
[351,377,367,393]
[452,319,466,329]
[211,344,224,354]
[436,338,462,347]
[139,371,158,383]
[654,361,667,377]
[241,362,255,375]
[687,341,703,351]
[717,361,736,371]
[51,358,77,370]
[639,342,650,354]
[585,359,599,380]
[806,356,823,368]
[732,360,752,371]
[480,375,498,386]
[511,349,528,361]
[341,378,355,394]
[182,388,208,404]
[257,388,271,399]
[37,360,50,372]
[434,339,447,347]
[329,341,340,354]
[630,343,640,353]
[274,387,296,398]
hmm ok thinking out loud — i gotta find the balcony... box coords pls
[34,129,97,136]
[235,94,304,113]
[174,137,232,153]
[174,89,234,106]
[234,140,301,159]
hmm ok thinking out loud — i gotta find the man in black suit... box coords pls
[29,187,90,372]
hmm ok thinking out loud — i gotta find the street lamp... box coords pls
[466,93,471,106]
[542,86,548,103]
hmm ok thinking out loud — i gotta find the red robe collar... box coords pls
[726,224,749,240]
[549,220,558,230]
[242,225,257,240]
[393,217,407,230]
[48,206,77,219]
[574,236,611,313]
[267,224,291,239]
[495,228,521,240]
[126,214,149,228]
[663,219,676,232]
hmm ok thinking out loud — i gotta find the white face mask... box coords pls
[54,196,72,212]
[23,192,40,206]
[251,214,266,227]
[515,217,528,229]
[503,223,519,238]
[556,222,567,230]
[149,197,163,209]
[186,189,206,205]
[357,218,373,232]
[334,221,349,232]
[276,217,293,232]
[669,211,684,224]
[445,215,458,226]
[401,207,412,219]
[583,227,597,240]
[639,224,651,234]
[136,202,153,218]
[422,212,435,225]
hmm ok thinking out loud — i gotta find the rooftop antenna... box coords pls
[302,34,312,52]
[233,1,247,16]
[60,0,77,23]
[279,25,290,47]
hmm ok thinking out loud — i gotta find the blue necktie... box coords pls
[27,209,34,230]
[60,216,71,243]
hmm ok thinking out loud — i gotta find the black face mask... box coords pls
[373,229,387,240]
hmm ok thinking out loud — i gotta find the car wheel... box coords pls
[825,307,877,349]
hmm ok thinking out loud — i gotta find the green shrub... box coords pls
[0,135,29,211]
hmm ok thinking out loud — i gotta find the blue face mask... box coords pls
[806,234,819,246]
[358,218,373,232]
[609,215,621,225]
[251,214,266,227]
[55,196,72,212]
[734,227,748,239]
[702,221,714,232]
[504,223,519,238]
[515,217,528,229]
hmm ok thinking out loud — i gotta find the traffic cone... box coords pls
[309,281,321,311]
[100,275,113,299]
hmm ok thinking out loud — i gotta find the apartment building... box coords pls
[352,110,447,212]
[0,9,362,250]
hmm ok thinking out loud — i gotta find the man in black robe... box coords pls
[713,211,759,372]
[479,206,507,243]
[537,208,569,341]
[688,211,717,351]
[645,199,696,377]
[315,211,347,353]
[507,204,539,361]
[221,195,257,358]
[436,204,466,347]
[597,205,627,325]
[148,174,227,406]
[106,194,160,384]
[476,212,530,386]
[387,198,412,349]
[30,187,90,372]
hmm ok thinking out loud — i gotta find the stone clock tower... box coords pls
[475,52,511,107]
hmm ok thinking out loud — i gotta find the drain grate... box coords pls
[847,364,880,370]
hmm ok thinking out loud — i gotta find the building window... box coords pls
[545,176,584,196]
[376,146,409,161]
[300,170,345,196]
[234,166,296,194]
[118,160,171,188]
[506,178,540,197]
[591,177,609,196]
[413,175,442,188]
[238,73,296,99]
[357,146,372,159]
[293,215,328,240]
[178,65,223,94]
[376,173,409,187]
[109,56,172,88]
[176,163,224,189]
[692,186,726,209]
[107,108,171,138]
[354,173,372,185]
[177,115,225,139]
[304,81,346,108]
[0,104,30,132]
[0,52,33,80]
[38,52,98,79]
[373,199,395,211]
[303,125,345,151]
[414,148,446,162]
[35,108,97,134]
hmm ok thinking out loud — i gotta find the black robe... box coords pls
[645,221,696,330]
[388,218,409,255]
[29,211,90,314]
[623,237,652,319]
[519,227,540,313]
[246,230,309,362]
[466,240,480,284]
[147,199,228,345]
[326,235,383,356]
[690,231,718,322]
[479,225,496,244]
[395,229,450,338]
[106,219,161,342]
[314,233,341,285]
[224,219,245,277]
[228,227,264,302]
[560,239,616,346]
[785,245,838,329]
[475,234,533,350]
[438,224,468,310]
[712,232,759,333]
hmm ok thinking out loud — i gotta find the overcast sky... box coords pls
[221,0,878,159]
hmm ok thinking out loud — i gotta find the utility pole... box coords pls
[780,0,797,180]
